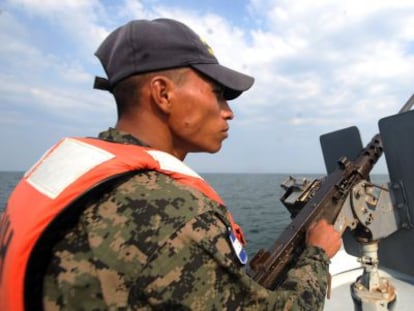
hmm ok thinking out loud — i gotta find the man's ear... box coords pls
[149,76,175,114]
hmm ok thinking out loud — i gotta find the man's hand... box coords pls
[306,219,341,258]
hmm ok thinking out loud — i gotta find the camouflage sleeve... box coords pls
[275,246,330,310]
[42,171,329,310]
[136,211,330,310]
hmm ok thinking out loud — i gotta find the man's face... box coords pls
[168,69,234,157]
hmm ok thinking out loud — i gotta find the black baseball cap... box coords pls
[94,18,254,100]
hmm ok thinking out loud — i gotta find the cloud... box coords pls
[245,1,414,123]
[6,0,108,50]
[2,0,414,172]
[0,4,114,125]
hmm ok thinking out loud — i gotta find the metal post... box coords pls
[351,242,396,311]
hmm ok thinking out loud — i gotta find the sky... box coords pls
[1,0,414,174]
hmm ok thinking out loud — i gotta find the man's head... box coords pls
[94,19,254,159]
[110,66,235,159]
[94,18,254,100]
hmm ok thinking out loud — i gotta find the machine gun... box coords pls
[248,95,414,308]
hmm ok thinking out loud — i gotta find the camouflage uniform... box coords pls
[43,128,330,310]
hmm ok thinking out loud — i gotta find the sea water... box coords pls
[0,171,388,259]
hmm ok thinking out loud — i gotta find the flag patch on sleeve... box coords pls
[228,230,248,265]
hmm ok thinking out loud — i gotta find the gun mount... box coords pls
[248,128,385,290]
[248,94,414,310]
[279,176,399,310]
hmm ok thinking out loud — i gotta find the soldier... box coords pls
[0,18,341,310]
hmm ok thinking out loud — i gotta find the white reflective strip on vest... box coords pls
[146,150,203,179]
[26,138,115,199]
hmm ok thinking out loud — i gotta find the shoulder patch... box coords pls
[228,229,248,265]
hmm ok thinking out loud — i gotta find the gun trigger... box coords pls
[327,272,332,299]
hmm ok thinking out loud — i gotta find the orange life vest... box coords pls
[0,137,246,311]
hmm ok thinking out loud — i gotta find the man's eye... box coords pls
[212,87,225,100]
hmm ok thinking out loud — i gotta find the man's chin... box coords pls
[192,145,222,154]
